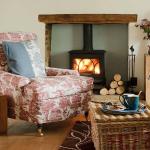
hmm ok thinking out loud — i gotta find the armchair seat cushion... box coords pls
[23,75,93,100]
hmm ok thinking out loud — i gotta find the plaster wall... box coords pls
[0,0,150,90]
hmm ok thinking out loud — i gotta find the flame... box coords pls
[73,58,101,75]
[75,59,80,65]
[95,63,100,74]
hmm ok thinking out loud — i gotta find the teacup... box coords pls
[119,93,139,110]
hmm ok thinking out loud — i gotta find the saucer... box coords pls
[101,102,146,115]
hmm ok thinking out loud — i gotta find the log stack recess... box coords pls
[100,74,125,95]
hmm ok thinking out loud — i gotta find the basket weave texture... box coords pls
[89,102,150,150]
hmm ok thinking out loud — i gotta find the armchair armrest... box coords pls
[45,67,80,76]
[0,71,30,88]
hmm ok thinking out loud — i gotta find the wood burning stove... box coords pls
[69,24,106,92]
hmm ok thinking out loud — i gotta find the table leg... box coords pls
[0,96,7,135]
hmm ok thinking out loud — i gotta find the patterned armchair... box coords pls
[0,32,93,135]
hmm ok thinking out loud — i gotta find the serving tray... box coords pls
[101,102,146,115]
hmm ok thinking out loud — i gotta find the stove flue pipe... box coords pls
[83,24,93,51]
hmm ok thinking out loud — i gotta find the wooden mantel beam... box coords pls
[38,14,137,24]
[39,14,137,67]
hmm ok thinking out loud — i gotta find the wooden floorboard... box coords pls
[0,115,85,150]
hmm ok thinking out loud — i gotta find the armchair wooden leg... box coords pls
[84,111,89,121]
[37,124,44,136]
[0,96,7,135]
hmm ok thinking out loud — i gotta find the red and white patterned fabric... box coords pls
[0,71,31,119]
[0,71,30,89]
[18,91,92,124]
[0,44,7,71]
[0,32,37,71]
[0,32,94,125]
[0,71,93,124]
[46,67,80,76]
[23,75,93,99]
[0,69,93,124]
[0,32,37,43]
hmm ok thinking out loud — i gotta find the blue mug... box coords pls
[119,93,139,110]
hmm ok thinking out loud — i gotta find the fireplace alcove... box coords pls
[38,14,137,92]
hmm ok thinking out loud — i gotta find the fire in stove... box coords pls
[69,24,106,93]
[73,58,100,75]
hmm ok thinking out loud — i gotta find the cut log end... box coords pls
[114,74,121,81]
[108,88,116,95]
[116,86,125,95]
[110,81,118,89]
[100,88,109,95]
[118,80,124,86]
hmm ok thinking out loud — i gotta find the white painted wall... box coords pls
[0,0,150,91]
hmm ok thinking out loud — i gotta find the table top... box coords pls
[89,101,150,123]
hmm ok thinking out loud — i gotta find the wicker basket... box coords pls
[89,102,150,150]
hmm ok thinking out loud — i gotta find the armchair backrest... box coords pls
[0,44,7,71]
[0,32,37,71]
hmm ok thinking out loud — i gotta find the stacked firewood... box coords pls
[100,74,125,95]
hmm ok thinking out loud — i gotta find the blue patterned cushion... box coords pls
[2,40,46,78]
